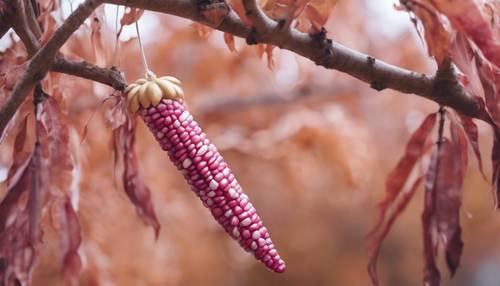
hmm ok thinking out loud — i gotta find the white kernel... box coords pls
[258,238,266,247]
[244,203,253,211]
[228,188,238,199]
[196,145,208,156]
[252,230,260,240]
[164,99,173,104]
[240,194,249,201]
[232,227,240,237]
[222,168,230,176]
[206,198,213,206]
[173,120,181,128]
[209,180,219,191]
[231,180,238,187]
[156,132,164,139]
[179,111,189,122]
[224,210,233,218]
[182,158,192,168]
[251,241,258,250]
[207,191,216,197]
[240,218,251,227]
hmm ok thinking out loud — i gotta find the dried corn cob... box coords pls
[125,73,285,273]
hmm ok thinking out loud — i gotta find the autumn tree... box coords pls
[0,0,499,285]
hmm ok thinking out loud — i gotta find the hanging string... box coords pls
[135,19,154,79]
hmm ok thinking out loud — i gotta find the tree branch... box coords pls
[8,0,125,91]
[196,84,351,115]
[0,0,104,137]
[105,0,483,120]
[52,59,126,90]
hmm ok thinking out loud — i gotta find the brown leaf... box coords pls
[422,146,441,286]
[372,113,437,234]
[58,196,82,286]
[193,23,213,39]
[2,63,27,91]
[91,16,107,67]
[404,2,451,65]
[492,130,500,207]
[112,99,160,237]
[459,115,486,180]
[368,176,424,286]
[228,0,252,26]
[223,32,237,52]
[0,152,41,286]
[6,114,31,186]
[441,131,465,275]
[304,0,337,33]
[431,0,500,68]
[39,96,73,190]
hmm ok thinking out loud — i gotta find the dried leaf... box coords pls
[228,0,252,26]
[404,2,451,65]
[372,113,437,234]
[459,115,486,179]
[58,196,82,286]
[431,0,500,68]
[111,99,160,237]
[91,17,107,67]
[223,32,237,52]
[2,63,27,91]
[422,145,441,286]
[435,138,464,275]
[39,96,73,189]
[193,23,213,39]
[368,176,424,286]
[304,0,337,33]
[476,57,500,127]
[492,130,500,207]
[7,114,30,186]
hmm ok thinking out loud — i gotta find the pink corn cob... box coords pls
[141,98,285,273]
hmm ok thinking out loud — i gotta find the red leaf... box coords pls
[432,0,500,68]
[368,176,424,286]
[403,2,451,65]
[422,146,441,286]
[304,0,337,33]
[492,130,500,208]
[459,115,486,180]
[39,96,73,191]
[6,114,30,186]
[372,113,437,234]
[228,0,251,26]
[111,99,160,237]
[422,137,465,285]
[476,58,500,127]
[58,197,82,286]
[0,153,40,286]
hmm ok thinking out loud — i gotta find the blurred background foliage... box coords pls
[0,0,498,285]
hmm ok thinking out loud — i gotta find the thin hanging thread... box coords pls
[135,20,151,76]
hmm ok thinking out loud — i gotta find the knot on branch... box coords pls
[197,0,230,27]
[309,27,333,68]
[245,27,259,45]
[431,58,482,118]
